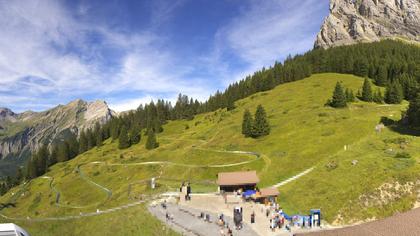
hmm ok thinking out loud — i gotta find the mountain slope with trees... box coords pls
[1,73,419,235]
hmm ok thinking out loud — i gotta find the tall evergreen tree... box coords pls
[406,94,420,126]
[373,89,384,103]
[26,157,38,179]
[345,88,355,102]
[361,78,373,102]
[57,142,69,162]
[376,65,388,86]
[145,129,159,150]
[251,105,270,138]
[35,145,48,176]
[48,144,59,166]
[385,81,404,104]
[242,109,253,137]
[329,82,347,108]
[86,129,96,150]
[129,124,141,145]
[118,125,130,149]
[67,135,79,159]
[79,130,88,153]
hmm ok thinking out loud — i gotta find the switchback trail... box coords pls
[0,134,311,222]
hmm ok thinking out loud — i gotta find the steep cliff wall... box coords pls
[315,0,420,48]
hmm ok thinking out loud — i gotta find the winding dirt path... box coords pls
[0,133,312,222]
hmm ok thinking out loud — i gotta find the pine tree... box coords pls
[242,109,253,137]
[376,65,388,86]
[385,81,404,104]
[57,142,69,163]
[49,144,59,166]
[15,167,23,184]
[129,125,141,144]
[110,120,120,141]
[79,130,88,153]
[26,157,38,179]
[406,94,420,126]
[0,183,6,196]
[251,105,270,138]
[118,125,130,149]
[67,135,79,159]
[145,129,159,150]
[329,82,347,108]
[35,145,48,176]
[361,78,373,102]
[345,88,355,102]
[373,89,384,103]
[87,129,96,150]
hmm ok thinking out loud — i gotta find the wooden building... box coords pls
[217,171,259,192]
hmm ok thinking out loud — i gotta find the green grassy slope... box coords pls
[1,73,419,235]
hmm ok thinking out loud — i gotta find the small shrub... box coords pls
[120,154,124,159]
[325,161,338,170]
[93,171,100,176]
[318,112,328,117]
[383,137,408,145]
[394,152,411,159]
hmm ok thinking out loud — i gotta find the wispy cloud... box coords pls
[0,0,209,112]
[207,0,327,85]
[150,0,188,27]
[0,0,328,113]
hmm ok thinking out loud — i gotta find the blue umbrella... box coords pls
[242,190,256,197]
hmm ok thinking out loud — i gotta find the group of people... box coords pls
[264,204,290,232]
[180,182,191,201]
[217,213,233,236]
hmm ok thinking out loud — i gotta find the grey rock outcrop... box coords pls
[315,0,420,48]
[0,100,116,175]
[0,108,17,122]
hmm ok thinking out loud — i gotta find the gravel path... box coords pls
[271,167,315,188]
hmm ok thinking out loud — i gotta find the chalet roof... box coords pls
[260,187,279,197]
[217,171,259,186]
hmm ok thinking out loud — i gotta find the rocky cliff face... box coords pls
[315,0,420,48]
[0,108,17,122]
[0,100,115,175]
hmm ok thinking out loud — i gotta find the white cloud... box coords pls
[0,0,328,113]
[208,0,327,85]
[108,96,156,112]
[0,0,211,112]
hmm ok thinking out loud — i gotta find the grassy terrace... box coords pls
[0,73,419,235]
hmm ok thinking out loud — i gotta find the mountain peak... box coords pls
[315,0,420,48]
[0,107,16,121]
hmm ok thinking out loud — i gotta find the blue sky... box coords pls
[0,0,328,112]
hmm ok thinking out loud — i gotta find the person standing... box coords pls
[251,211,255,224]
[186,182,191,201]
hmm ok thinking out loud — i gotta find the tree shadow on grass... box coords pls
[0,202,16,210]
[380,117,420,136]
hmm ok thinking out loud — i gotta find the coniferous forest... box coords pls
[15,40,420,190]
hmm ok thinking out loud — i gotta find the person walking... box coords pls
[251,211,255,224]
[186,182,191,201]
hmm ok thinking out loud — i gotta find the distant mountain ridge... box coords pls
[315,0,420,48]
[0,99,116,176]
